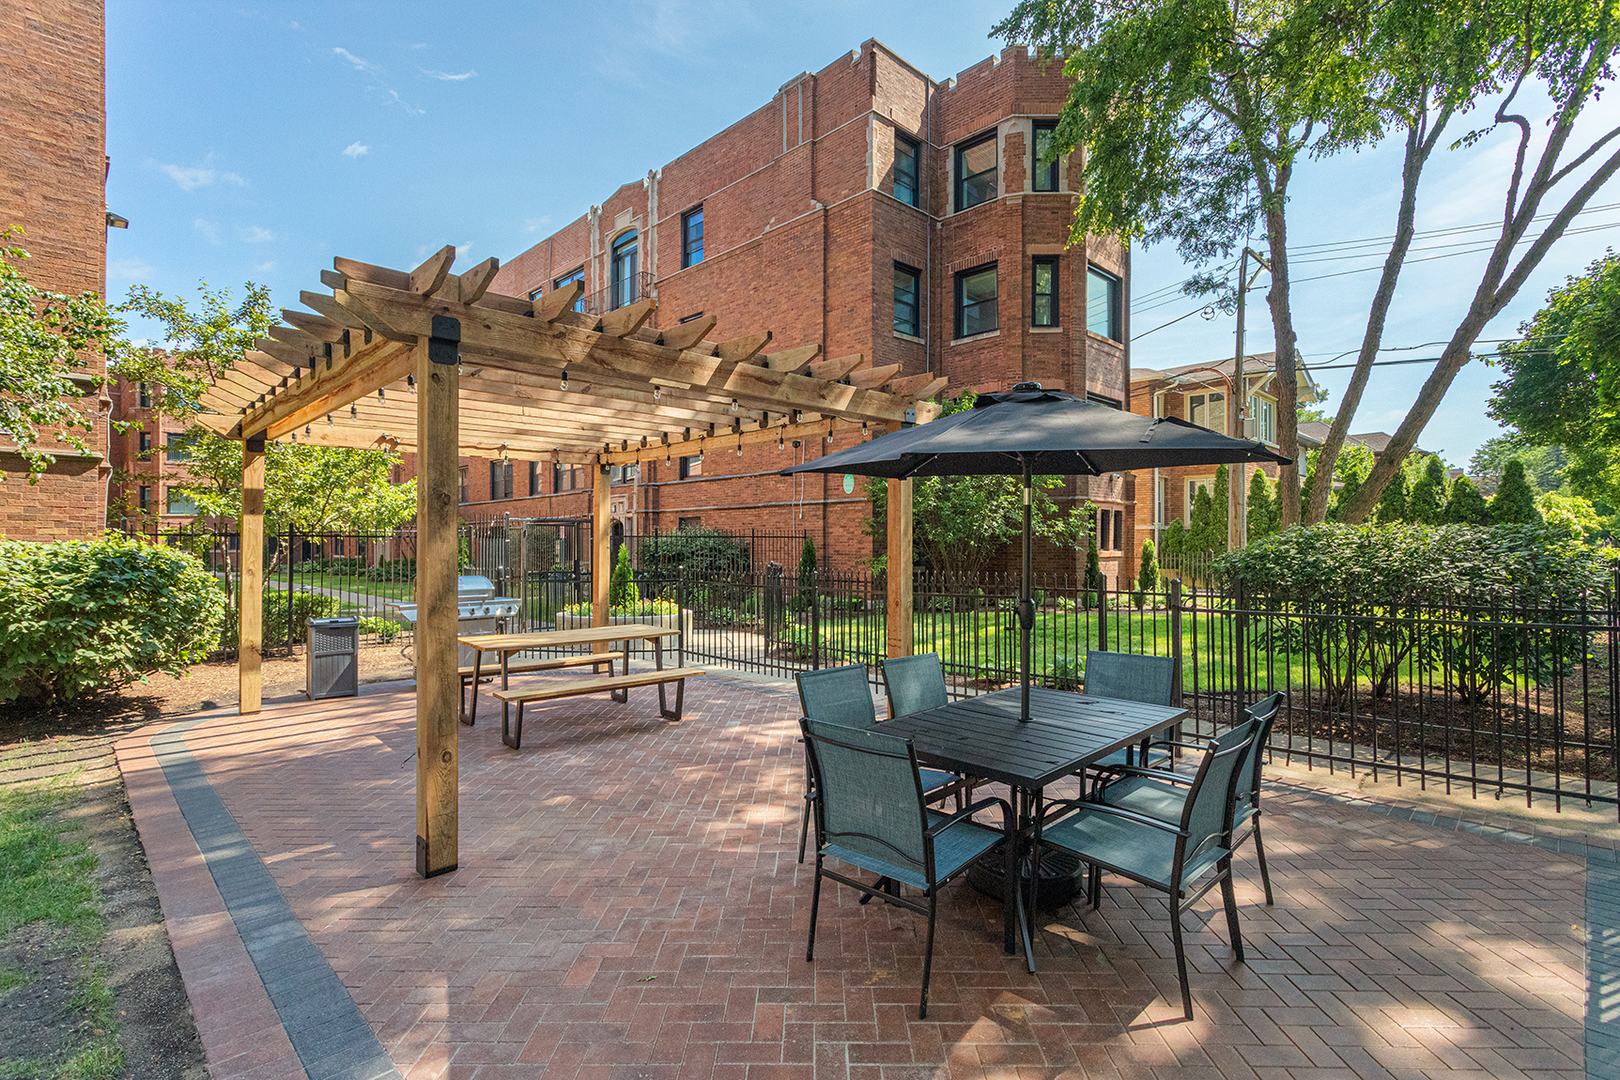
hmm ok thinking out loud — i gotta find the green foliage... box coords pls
[1406,456,1448,524]
[609,545,640,608]
[260,590,341,648]
[1159,518,1186,559]
[1468,437,1567,496]
[1084,520,1104,608]
[1211,465,1229,550]
[1133,539,1158,609]
[0,230,126,482]
[1491,251,1620,504]
[1491,459,1543,525]
[793,536,818,612]
[0,776,100,938]
[1246,469,1278,540]
[1048,654,1085,691]
[1217,522,1608,705]
[0,537,226,703]
[1440,475,1493,525]
[640,526,750,575]
[1325,445,1375,521]
[1188,485,1219,557]
[1537,490,1606,541]
[357,615,402,643]
[1373,467,1408,524]
[558,597,679,618]
[863,391,1072,575]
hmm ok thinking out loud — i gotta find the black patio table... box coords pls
[879,685,1189,971]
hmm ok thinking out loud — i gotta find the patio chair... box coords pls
[881,652,949,718]
[1081,650,1178,778]
[800,717,1013,1019]
[1040,716,1258,1020]
[1095,692,1284,904]
[794,665,971,862]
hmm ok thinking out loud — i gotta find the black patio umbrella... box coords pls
[782,382,1292,721]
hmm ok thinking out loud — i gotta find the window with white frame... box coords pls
[1186,477,1214,523]
[1246,395,1276,444]
[1186,391,1226,433]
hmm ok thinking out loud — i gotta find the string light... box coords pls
[861,421,868,438]
[305,424,311,437]
[377,388,385,402]
[326,413,333,426]
[778,429,784,449]
[652,385,661,402]
[729,399,739,413]
[737,433,743,456]
[407,374,416,395]
[350,404,358,420]
[560,369,569,392]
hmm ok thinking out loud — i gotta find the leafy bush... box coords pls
[609,545,639,608]
[365,557,415,581]
[557,597,680,619]
[358,615,401,642]
[639,527,750,575]
[792,536,818,612]
[780,622,817,660]
[0,537,226,703]
[1047,654,1085,691]
[261,590,342,646]
[1217,523,1609,705]
[1134,539,1158,609]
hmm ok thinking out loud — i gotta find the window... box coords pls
[678,454,702,480]
[1113,510,1124,551]
[553,267,585,312]
[553,463,583,492]
[527,285,543,302]
[954,263,998,339]
[137,382,151,408]
[1155,475,1167,526]
[679,311,705,323]
[1098,507,1110,551]
[1186,477,1213,524]
[678,516,703,531]
[1247,395,1277,445]
[681,207,704,268]
[528,460,540,495]
[138,485,150,511]
[1086,266,1122,340]
[138,430,150,454]
[1086,392,1122,410]
[334,538,346,556]
[954,131,998,211]
[165,432,188,462]
[1187,391,1227,433]
[1032,120,1059,192]
[610,463,638,484]
[894,132,920,207]
[490,460,513,500]
[610,232,639,309]
[893,263,921,337]
[166,487,198,516]
[458,466,469,504]
[1032,256,1058,328]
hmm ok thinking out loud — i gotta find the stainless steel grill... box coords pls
[393,574,522,666]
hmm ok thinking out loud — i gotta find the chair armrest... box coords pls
[927,795,1012,838]
[1095,764,1195,788]
[1046,799,1189,836]
[1147,738,1212,752]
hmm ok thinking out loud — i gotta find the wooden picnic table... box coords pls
[456,624,692,734]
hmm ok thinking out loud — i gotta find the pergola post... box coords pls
[238,434,265,714]
[592,462,612,637]
[415,333,460,878]
[886,477,914,658]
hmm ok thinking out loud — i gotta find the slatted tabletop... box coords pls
[880,687,1188,791]
[456,623,677,652]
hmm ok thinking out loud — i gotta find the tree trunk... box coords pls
[1265,194,1302,528]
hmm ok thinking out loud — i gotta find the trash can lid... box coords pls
[310,616,361,627]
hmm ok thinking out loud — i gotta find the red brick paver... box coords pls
[119,674,1589,1080]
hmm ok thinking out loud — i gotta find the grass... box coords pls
[265,569,414,601]
[0,770,122,1079]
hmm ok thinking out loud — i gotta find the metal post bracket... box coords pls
[429,315,461,366]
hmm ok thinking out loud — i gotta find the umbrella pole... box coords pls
[1020,462,1033,723]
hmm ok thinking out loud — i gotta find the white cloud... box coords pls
[253,261,276,273]
[455,243,473,260]
[342,141,370,159]
[421,68,476,81]
[241,225,276,243]
[332,47,383,76]
[522,216,553,234]
[157,162,244,191]
[108,257,155,283]
[193,218,222,244]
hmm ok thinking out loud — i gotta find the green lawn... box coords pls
[266,569,414,601]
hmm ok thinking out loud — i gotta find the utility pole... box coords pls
[1232,248,1269,550]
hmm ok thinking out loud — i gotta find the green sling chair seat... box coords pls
[800,717,1013,1019]
[795,664,971,863]
[1040,716,1258,1020]
[1095,692,1285,904]
[1081,650,1178,778]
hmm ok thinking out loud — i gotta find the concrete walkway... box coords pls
[117,672,1606,1080]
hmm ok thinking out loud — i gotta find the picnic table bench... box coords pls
[456,624,704,749]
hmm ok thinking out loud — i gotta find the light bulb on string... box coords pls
[305,425,311,437]
[778,429,784,450]
[407,374,416,395]
[377,388,385,403]
[326,413,333,426]
[729,399,739,414]
[350,404,358,420]
[652,385,661,402]
[560,370,569,392]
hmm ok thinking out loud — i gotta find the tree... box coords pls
[0,230,125,481]
[1160,518,1187,560]
[794,535,817,612]
[1246,468,1278,540]
[1326,445,1373,522]
[1189,485,1219,556]
[1489,251,1620,504]
[1467,436,1567,496]
[1407,456,1448,524]
[1211,465,1230,552]
[997,0,1620,527]
[1374,467,1408,524]
[609,544,640,608]
[864,391,1071,576]
[1537,490,1605,540]
[1441,474,1493,524]
[1133,538,1158,608]
[1491,459,1542,524]
[1084,515,1105,607]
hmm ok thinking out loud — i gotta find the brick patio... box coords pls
[117,671,1600,1080]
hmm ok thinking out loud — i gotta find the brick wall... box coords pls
[0,0,109,540]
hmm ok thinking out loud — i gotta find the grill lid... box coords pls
[457,574,496,602]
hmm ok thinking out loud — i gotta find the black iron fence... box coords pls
[135,520,1618,816]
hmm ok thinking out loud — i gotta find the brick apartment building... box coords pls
[422,40,1134,578]
[1129,353,1319,550]
[0,0,113,540]
[106,376,215,533]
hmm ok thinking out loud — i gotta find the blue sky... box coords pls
[106,1,1620,470]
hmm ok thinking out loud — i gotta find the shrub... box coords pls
[366,557,415,582]
[1491,459,1542,525]
[260,590,342,647]
[0,537,227,703]
[358,615,401,642]
[792,536,818,612]
[638,527,750,575]
[1047,654,1085,691]
[609,545,639,608]
[1134,539,1158,609]
[1160,518,1186,560]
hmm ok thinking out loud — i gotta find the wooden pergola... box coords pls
[195,245,941,877]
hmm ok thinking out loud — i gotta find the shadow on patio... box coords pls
[117,670,1591,1080]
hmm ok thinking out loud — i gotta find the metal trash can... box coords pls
[307,616,360,699]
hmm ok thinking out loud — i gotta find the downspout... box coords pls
[1152,388,1163,548]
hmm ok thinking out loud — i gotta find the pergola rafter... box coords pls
[199,246,934,879]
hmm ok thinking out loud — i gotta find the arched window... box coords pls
[611,231,639,309]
